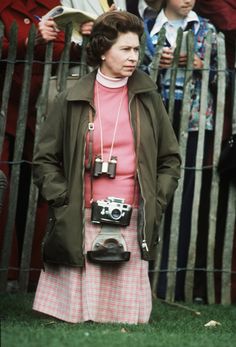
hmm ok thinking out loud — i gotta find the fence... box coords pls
[0,23,235,304]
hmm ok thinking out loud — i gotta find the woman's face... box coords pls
[100,32,140,78]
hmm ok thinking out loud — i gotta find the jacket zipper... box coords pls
[128,96,149,253]
[137,170,149,252]
[81,104,96,255]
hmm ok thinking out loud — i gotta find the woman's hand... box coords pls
[80,21,94,35]
[35,19,60,45]
[159,47,174,68]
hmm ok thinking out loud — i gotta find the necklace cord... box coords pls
[88,95,141,206]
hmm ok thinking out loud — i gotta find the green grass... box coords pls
[1,293,236,347]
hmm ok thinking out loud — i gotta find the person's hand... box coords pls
[80,21,94,35]
[109,4,117,11]
[178,53,203,69]
[193,54,203,69]
[35,19,60,45]
[178,53,187,66]
[159,47,174,68]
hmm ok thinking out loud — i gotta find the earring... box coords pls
[101,56,105,61]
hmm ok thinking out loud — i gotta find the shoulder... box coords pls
[129,69,157,93]
[198,15,217,33]
[40,1,62,11]
[0,0,13,13]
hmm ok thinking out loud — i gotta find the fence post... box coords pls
[18,41,54,292]
[56,23,73,92]
[221,47,236,304]
[184,31,212,302]
[0,170,7,214]
[165,31,194,302]
[207,32,226,304]
[0,22,17,155]
[168,28,183,123]
[221,185,236,304]
[0,24,36,292]
[79,36,90,77]
[0,21,4,58]
[149,27,165,83]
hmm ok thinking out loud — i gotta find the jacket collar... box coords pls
[150,9,200,37]
[66,69,157,102]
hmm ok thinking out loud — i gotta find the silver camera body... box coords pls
[91,197,132,226]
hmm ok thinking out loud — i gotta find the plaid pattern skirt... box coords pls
[33,209,152,324]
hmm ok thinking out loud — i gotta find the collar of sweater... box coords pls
[96,68,128,88]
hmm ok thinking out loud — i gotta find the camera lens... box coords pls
[110,208,122,220]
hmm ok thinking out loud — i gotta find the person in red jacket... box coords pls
[0,0,84,290]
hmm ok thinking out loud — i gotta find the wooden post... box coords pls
[0,170,7,214]
[184,31,212,302]
[207,32,226,304]
[168,28,183,123]
[149,27,165,83]
[0,22,17,154]
[0,21,4,57]
[19,42,54,292]
[221,43,236,304]
[166,31,194,302]
[0,25,36,292]
[221,185,236,304]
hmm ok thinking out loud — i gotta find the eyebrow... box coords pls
[119,45,140,49]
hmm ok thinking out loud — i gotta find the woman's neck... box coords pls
[96,68,128,88]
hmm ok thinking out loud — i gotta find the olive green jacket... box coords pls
[33,69,181,267]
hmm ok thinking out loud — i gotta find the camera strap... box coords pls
[96,83,126,163]
[88,97,141,206]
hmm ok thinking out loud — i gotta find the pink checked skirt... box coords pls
[33,209,152,324]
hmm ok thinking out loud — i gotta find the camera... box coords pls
[93,155,117,178]
[91,197,132,226]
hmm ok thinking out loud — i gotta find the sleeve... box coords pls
[33,93,69,207]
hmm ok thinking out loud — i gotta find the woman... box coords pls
[32,11,181,324]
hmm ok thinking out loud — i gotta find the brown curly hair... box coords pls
[86,11,144,67]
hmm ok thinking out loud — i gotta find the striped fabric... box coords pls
[33,209,152,324]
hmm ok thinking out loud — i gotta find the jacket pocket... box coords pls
[151,200,163,247]
[41,207,56,265]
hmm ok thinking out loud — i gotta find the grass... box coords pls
[0,293,236,347]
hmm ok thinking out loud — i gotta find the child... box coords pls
[143,0,218,301]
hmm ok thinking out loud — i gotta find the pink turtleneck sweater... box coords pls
[84,70,139,207]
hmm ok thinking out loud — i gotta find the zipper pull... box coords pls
[142,240,149,251]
